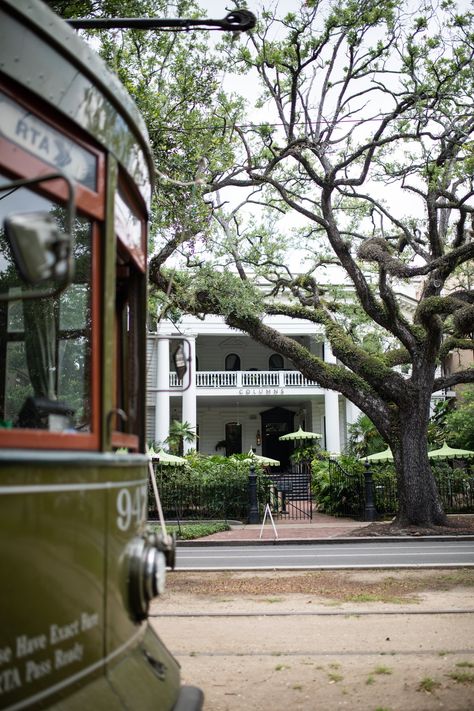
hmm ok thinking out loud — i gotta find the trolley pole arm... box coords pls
[67,10,256,32]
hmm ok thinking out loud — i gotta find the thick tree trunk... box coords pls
[392,404,447,527]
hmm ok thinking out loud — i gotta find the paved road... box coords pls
[176,539,474,570]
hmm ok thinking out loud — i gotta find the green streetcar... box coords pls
[0,1,212,708]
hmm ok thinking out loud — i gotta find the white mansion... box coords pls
[146,311,362,468]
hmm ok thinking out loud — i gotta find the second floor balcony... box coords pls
[170,369,322,394]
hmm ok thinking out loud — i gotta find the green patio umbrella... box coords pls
[428,442,474,460]
[360,442,474,462]
[148,447,186,466]
[245,449,280,467]
[361,447,393,462]
[279,426,322,441]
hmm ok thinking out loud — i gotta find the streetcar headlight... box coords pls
[125,532,175,622]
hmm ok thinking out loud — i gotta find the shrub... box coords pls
[149,522,230,540]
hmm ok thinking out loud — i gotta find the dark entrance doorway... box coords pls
[225,422,242,456]
[260,407,295,471]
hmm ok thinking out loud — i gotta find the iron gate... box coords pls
[265,464,314,520]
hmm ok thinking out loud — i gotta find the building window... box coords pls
[225,353,241,371]
[269,354,284,370]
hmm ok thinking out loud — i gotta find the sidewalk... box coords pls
[185,512,371,543]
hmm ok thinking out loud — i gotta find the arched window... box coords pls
[269,354,284,370]
[225,353,241,371]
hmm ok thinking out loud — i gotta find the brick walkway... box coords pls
[192,512,370,542]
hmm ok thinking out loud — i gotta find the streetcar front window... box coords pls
[0,177,92,432]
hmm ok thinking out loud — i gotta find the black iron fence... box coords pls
[316,458,365,519]
[324,459,474,519]
[148,480,248,522]
[435,472,474,513]
[148,460,474,523]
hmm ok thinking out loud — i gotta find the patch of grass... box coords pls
[456,661,474,668]
[366,675,375,685]
[437,571,474,588]
[346,593,382,603]
[448,670,474,684]
[328,672,343,683]
[438,650,450,657]
[275,664,289,672]
[345,593,417,604]
[374,665,392,675]
[150,522,230,540]
[292,684,303,691]
[418,677,441,693]
[261,597,284,603]
[374,708,392,711]
[329,662,341,669]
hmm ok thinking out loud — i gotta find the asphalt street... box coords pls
[176,539,474,570]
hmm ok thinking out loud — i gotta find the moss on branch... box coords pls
[416,295,474,337]
[382,347,411,367]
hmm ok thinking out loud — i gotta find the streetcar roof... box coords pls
[1,0,154,201]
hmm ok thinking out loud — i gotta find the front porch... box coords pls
[147,327,355,456]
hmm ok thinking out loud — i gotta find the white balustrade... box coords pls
[169,373,182,387]
[169,370,318,389]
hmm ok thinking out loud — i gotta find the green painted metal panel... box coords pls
[0,457,181,709]
[0,461,107,707]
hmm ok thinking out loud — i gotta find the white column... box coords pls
[182,334,197,454]
[324,391,340,455]
[154,337,170,447]
[324,341,340,455]
[345,399,361,428]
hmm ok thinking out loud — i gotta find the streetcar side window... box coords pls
[0,181,93,432]
[0,79,105,449]
[110,181,147,452]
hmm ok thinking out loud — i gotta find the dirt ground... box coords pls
[150,569,474,711]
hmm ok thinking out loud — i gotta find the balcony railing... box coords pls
[169,370,318,388]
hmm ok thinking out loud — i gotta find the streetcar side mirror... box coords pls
[4,211,72,285]
[173,344,188,380]
[0,171,75,301]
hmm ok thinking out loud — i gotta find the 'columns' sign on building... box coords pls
[238,389,285,396]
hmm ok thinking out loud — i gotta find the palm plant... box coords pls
[166,420,197,455]
[347,415,385,458]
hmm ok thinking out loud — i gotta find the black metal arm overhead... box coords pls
[67,9,256,32]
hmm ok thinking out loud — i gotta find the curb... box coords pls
[177,535,474,547]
